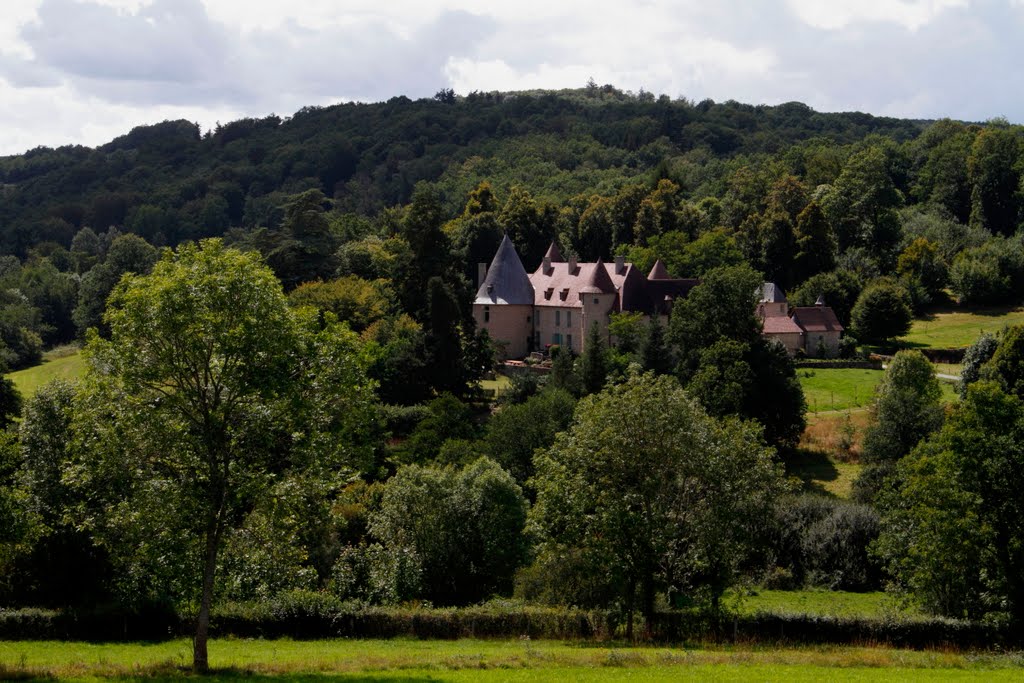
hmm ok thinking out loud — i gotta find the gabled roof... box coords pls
[648,259,670,280]
[543,242,564,262]
[580,257,616,294]
[792,306,844,333]
[757,282,786,303]
[474,234,535,305]
[762,316,804,335]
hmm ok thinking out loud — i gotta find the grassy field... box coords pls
[900,306,1024,349]
[6,347,85,398]
[799,368,958,416]
[730,589,918,619]
[798,368,883,413]
[1,638,1021,681]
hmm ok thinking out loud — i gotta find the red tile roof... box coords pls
[762,316,804,335]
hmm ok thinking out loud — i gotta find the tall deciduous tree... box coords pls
[850,279,913,343]
[875,382,1024,621]
[853,350,944,502]
[967,126,1022,236]
[529,373,787,633]
[76,240,377,672]
[793,201,837,284]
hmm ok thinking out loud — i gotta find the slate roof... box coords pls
[474,234,535,305]
[580,257,616,294]
[642,278,701,315]
[530,260,626,308]
[792,306,844,333]
[757,282,787,303]
[648,259,671,280]
[543,242,564,262]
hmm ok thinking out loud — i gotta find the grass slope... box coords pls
[6,349,85,398]
[900,306,1024,349]
[2,638,1021,681]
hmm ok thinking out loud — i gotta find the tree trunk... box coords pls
[193,516,222,673]
[625,580,636,641]
[640,571,656,639]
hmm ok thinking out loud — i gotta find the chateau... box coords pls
[473,235,697,358]
[474,235,844,359]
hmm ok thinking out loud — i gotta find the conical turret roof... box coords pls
[543,241,564,262]
[648,259,670,280]
[474,234,535,305]
[579,258,616,294]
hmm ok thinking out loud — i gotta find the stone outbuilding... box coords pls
[758,283,844,357]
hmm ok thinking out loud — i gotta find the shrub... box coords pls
[769,495,883,591]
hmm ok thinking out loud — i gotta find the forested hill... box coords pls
[0,87,927,254]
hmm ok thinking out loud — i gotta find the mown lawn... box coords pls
[6,347,85,398]
[798,368,883,413]
[1,638,1021,681]
[799,368,958,416]
[899,306,1024,349]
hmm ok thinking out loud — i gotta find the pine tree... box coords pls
[580,322,609,396]
[642,315,672,375]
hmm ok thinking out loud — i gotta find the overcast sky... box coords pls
[1,0,1022,155]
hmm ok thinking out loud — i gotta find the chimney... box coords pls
[477,263,488,288]
[614,255,625,274]
[542,255,552,275]
[568,255,577,273]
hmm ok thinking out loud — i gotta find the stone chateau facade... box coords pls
[474,234,843,359]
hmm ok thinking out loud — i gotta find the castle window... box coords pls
[483,306,490,323]
[566,334,573,350]
[566,311,572,327]
[594,297,599,305]
[555,310,561,326]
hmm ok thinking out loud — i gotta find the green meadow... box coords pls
[1,637,1021,681]
[7,347,86,398]
[899,306,1024,349]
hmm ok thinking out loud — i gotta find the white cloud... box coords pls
[786,0,970,31]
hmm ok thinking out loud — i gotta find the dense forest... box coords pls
[3,86,1024,669]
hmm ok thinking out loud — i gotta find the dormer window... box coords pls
[544,287,554,300]
[559,288,569,301]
